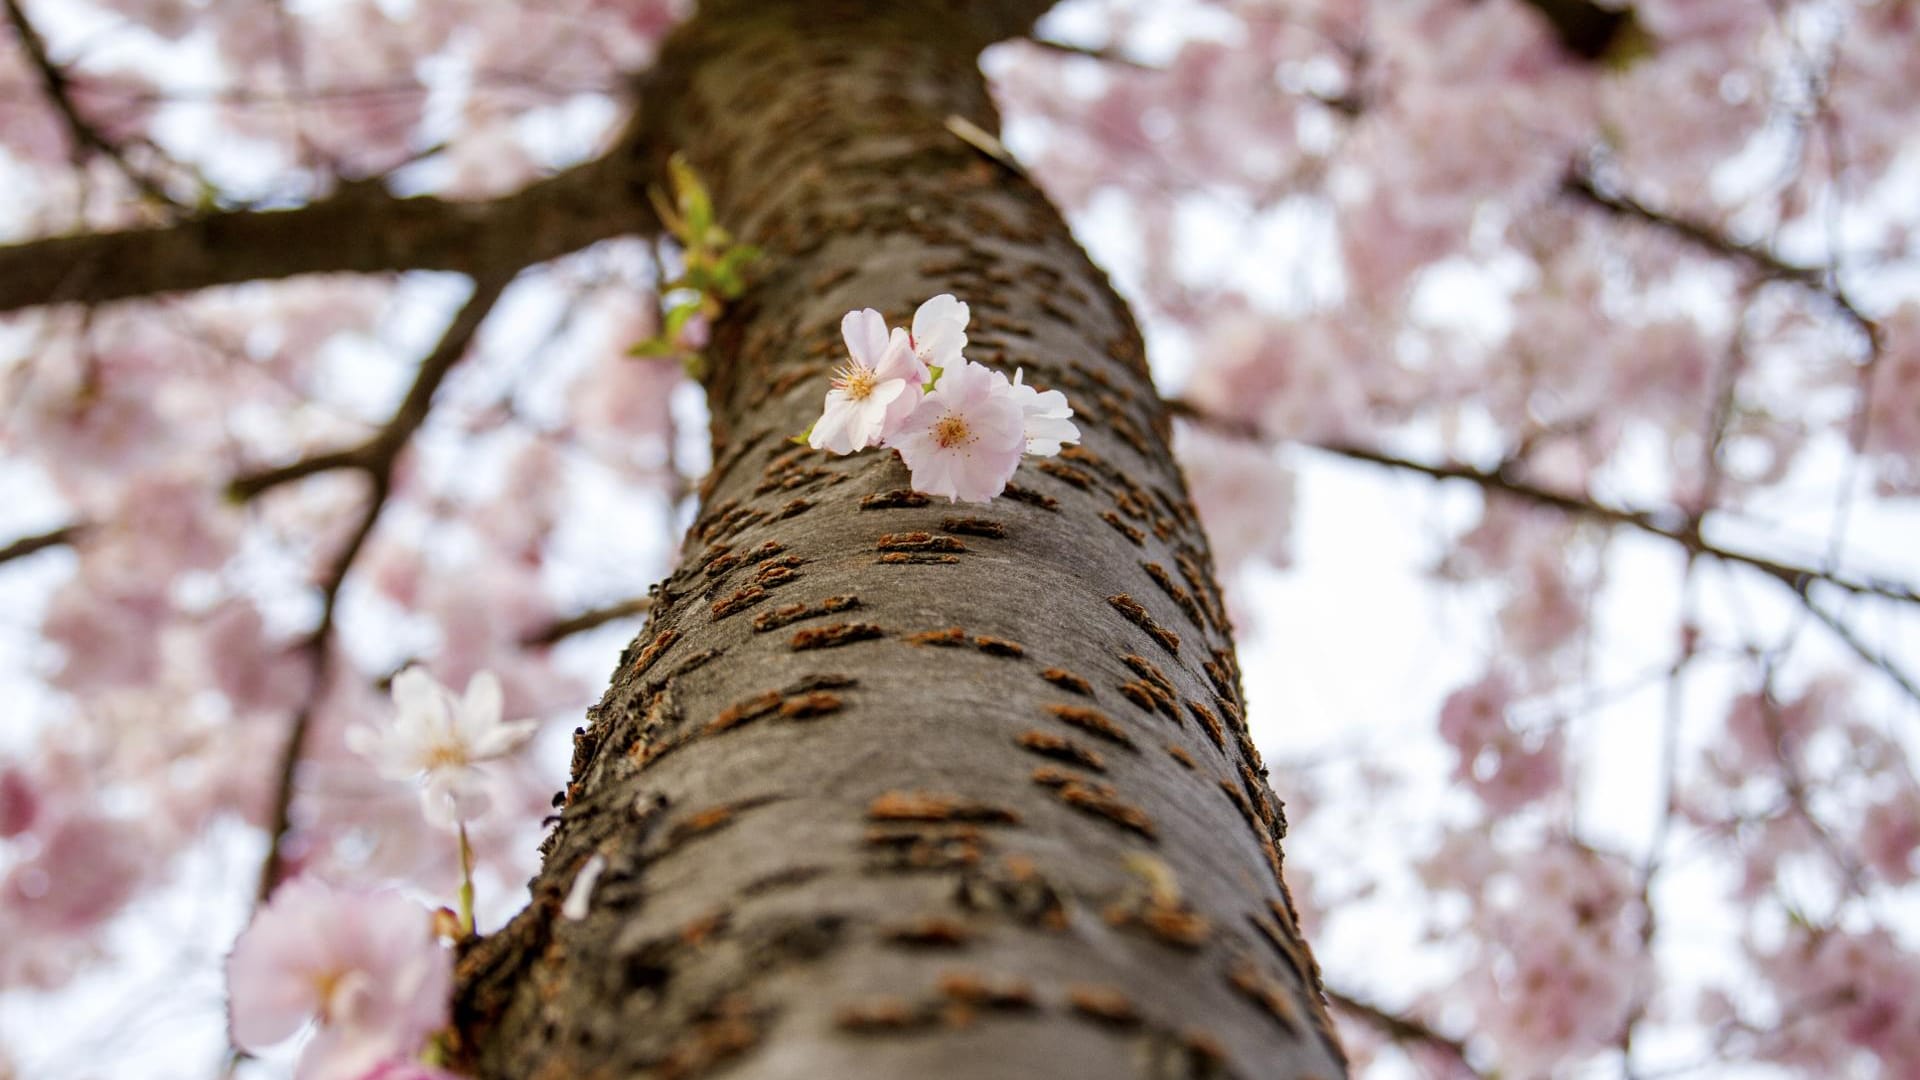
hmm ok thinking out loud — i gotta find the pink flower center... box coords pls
[932,413,973,449]
[832,362,878,401]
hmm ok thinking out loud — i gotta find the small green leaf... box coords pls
[647,185,684,239]
[790,420,816,446]
[712,244,760,298]
[924,364,944,391]
[668,153,714,239]
[663,301,699,340]
[681,266,716,294]
[628,337,678,358]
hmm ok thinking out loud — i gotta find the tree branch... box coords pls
[1171,402,1917,606]
[1332,439,1913,604]
[1798,592,1920,705]
[1326,987,1484,1078]
[227,448,368,501]
[1182,404,1911,605]
[230,273,514,501]
[1021,35,1367,116]
[524,595,654,646]
[1562,170,1878,344]
[1518,0,1642,61]
[0,523,82,564]
[0,131,650,314]
[251,270,513,900]
[1,0,176,205]
[1022,37,1159,71]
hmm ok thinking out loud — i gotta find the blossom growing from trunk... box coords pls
[807,308,929,454]
[346,668,537,828]
[802,297,1072,505]
[886,358,1026,503]
[1007,368,1079,455]
[225,877,451,1080]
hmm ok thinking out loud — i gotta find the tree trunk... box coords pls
[455,4,1345,1078]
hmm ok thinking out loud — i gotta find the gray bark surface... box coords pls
[456,4,1346,1078]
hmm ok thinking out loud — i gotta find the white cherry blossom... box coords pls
[807,308,930,454]
[345,668,537,828]
[1006,368,1079,456]
[909,293,969,372]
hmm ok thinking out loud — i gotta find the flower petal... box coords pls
[911,294,969,369]
[389,668,445,727]
[874,326,929,386]
[459,670,503,732]
[840,308,889,368]
[809,392,860,454]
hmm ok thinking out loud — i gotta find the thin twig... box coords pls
[1,0,176,205]
[1760,678,1871,897]
[524,596,654,646]
[1326,987,1484,1078]
[1562,169,1879,347]
[1023,34,1367,115]
[1314,435,1918,608]
[1171,404,1919,608]
[230,273,514,501]
[1022,37,1160,71]
[1797,591,1920,705]
[251,272,513,901]
[227,448,368,501]
[0,523,82,564]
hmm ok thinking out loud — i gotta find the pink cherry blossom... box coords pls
[0,767,37,839]
[885,358,1026,504]
[1752,924,1920,1073]
[1175,423,1294,576]
[3,813,147,933]
[1438,672,1564,812]
[808,308,929,455]
[225,877,451,1080]
[1860,795,1920,885]
[41,575,169,692]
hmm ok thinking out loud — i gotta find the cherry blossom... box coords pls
[345,668,538,828]
[909,292,970,372]
[0,768,37,839]
[807,308,929,455]
[1007,368,1080,456]
[1860,795,1920,884]
[225,877,451,1080]
[3,813,148,934]
[886,358,1027,503]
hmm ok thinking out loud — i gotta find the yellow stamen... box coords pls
[932,413,973,449]
[423,741,468,769]
[832,361,879,401]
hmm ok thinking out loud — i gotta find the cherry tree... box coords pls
[0,0,1916,1077]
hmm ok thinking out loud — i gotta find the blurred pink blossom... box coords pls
[226,877,452,1080]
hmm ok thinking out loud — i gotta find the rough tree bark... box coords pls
[454,3,1346,1078]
